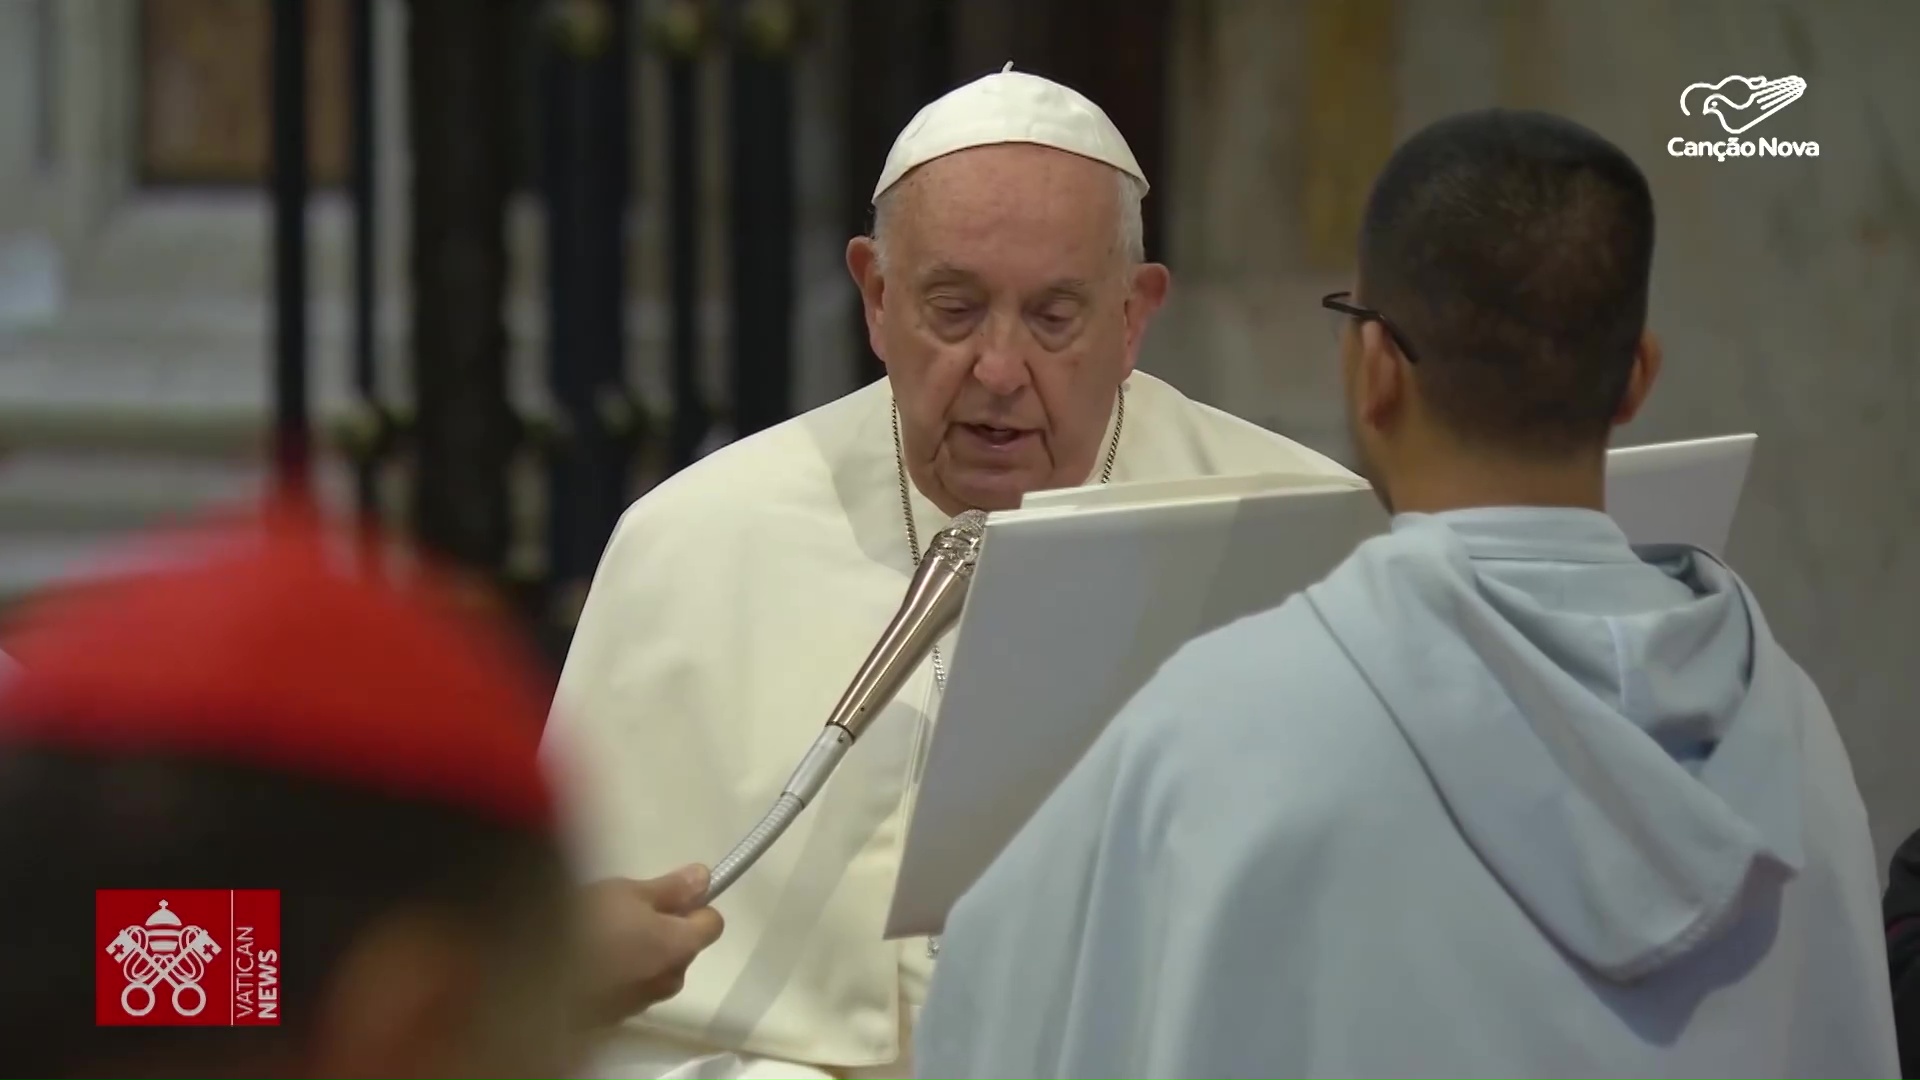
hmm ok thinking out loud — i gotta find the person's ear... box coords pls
[846,237,889,366]
[1612,329,1663,426]
[1121,263,1171,378]
[1355,320,1408,432]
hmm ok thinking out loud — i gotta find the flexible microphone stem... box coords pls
[705,726,851,900]
[701,510,988,905]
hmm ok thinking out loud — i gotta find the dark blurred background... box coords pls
[0,0,1914,865]
[0,0,1178,653]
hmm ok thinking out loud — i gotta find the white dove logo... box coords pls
[1680,75,1806,136]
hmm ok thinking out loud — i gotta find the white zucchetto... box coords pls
[871,62,1148,202]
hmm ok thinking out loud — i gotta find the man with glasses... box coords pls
[915,108,1898,1078]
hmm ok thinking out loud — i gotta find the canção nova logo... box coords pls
[1668,75,1819,161]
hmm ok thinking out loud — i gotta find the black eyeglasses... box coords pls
[1321,291,1420,364]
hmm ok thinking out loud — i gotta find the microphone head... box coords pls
[924,510,989,578]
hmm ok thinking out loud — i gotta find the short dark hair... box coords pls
[0,746,570,1078]
[1358,108,1656,455]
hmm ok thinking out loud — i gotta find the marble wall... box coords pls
[1151,0,1920,866]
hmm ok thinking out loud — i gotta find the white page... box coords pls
[1021,434,1754,545]
[1605,433,1755,555]
[887,481,1387,938]
[1019,469,1371,512]
[884,433,1758,939]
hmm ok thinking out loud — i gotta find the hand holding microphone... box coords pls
[579,509,987,1024]
[580,864,726,1025]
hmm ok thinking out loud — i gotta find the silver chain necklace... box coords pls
[892,387,1127,686]
[891,388,1126,960]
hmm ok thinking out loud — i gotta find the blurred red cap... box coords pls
[0,499,555,831]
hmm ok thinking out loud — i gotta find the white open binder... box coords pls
[883,433,1757,939]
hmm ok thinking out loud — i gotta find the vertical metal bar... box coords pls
[541,0,634,634]
[843,0,953,389]
[270,0,311,499]
[663,0,705,469]
[407,0,515,578]
[726,0,795,438]
[348,0,381,552]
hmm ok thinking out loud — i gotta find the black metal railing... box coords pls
[660,0,709,471]
[726,0,798,440]
[269,0,312,503]
[259,0,832,658]
[540,0,643,638]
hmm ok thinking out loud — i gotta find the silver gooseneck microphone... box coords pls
[700,510,990,904]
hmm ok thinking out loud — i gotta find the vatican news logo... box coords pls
[1669,75,1819,161]
[95,890,282,1027]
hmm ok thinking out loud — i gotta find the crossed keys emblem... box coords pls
[104,901,223,1017]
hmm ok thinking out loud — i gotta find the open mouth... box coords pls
[961,423,1030,447]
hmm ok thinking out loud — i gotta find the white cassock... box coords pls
[916,508,1901,1079]
[541,371,1356,1078]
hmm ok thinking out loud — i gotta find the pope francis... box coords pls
[542,66,1356,1078]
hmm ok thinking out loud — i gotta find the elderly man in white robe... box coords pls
[542,66,1355,1079]
[915,108,1900,1078]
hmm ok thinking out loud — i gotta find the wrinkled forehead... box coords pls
[887,144,1124,288]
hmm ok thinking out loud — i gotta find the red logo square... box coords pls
[96,890,282,1027]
